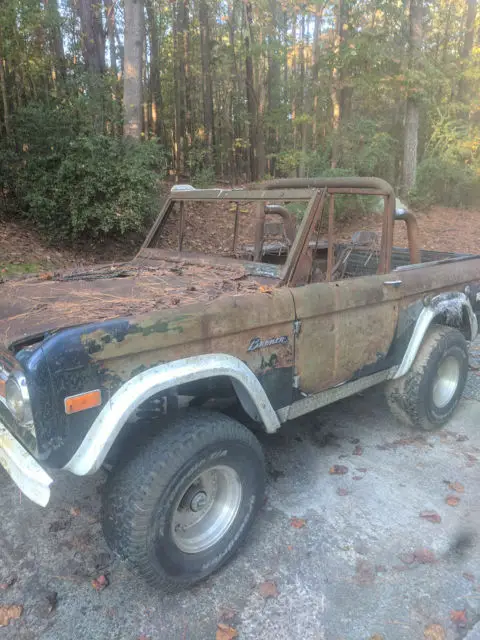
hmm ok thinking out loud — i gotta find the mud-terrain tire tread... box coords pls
[102,409,265,591]
[386,326,468,431]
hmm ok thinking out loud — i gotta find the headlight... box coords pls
[6,373,32,425]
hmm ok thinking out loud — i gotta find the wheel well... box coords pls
[104,376,260,468]
[432,304,473,340]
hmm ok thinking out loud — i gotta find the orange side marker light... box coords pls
[65,390,102,415]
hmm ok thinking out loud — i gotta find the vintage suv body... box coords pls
[0,177,479,590]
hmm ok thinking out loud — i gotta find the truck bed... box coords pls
[0,258,266,347]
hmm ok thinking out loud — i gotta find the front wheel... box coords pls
[386,326,469,430]
[102,410,265,591]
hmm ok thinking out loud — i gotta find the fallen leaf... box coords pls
[414,548,436,564]
[377,435,427,450]
[258,581,278,599]
[369,635,384,640]
[446,495,460,506]
[290,517,306,529]
[91,574,109,592]
[356,468,367,473]
[337,487,349,496]
[420,510,442,524]
[355,560,376,584]
[352,475,364,480]
[0,605,23,627]
[48,519,70,533]
[70,506,81,516]
[0,576,16,590]
[258,285,272,294]
[353,445,363,456]
[216,623,238,640]
[450,610,467,627]
[448,481,465,493]
[423,623,445,640]
[399,553,415,565]
[329,465,348,475]
[218,607,236,623]
[463,572,475,582]
[287,545,293,551]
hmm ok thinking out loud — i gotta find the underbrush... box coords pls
[0,103,169,242]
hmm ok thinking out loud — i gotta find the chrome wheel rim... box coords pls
[171,465,242,554]
[432,355,461,409]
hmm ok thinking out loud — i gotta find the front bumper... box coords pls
[0,420,52,506]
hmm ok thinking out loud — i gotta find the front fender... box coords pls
[63,354,281,476]
[393,292,478,380]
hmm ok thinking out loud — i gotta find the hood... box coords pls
[0,259,269,349]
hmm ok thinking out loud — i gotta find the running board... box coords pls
[277,367,398,423]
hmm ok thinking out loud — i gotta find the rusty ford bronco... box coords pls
[0,177,479,590]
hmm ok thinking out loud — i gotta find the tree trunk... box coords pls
[0,59,10,139]
[402,0,423,194]
[267,0,281,176]
[173,0,187,175]
[199,0,215,165]
[311,7,324,148]
[244,1,257,181]
[458,0,477,101]
[78,0,105,73]
[299,10,307,177]
[283,10,289,104]
[227,3,239,181]
[291,11,298,151]
[183,1,192,151]
[330,0,342,168]
[255,19,266,179]
[104,0,117,73]
[145,0,165,144]
[45,0,66,79]
[123,0,144,138]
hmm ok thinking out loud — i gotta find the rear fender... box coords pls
[393,292,478,379]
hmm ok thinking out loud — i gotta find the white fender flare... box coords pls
[393,292,478,379]
[64,353,281,476]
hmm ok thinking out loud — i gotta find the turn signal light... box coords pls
[0,379,5,398]
[65,390,102,415]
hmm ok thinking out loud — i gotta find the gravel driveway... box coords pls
[0,340,479,640]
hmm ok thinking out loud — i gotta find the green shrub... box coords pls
[2,103,168,241]
[187,142,216,188]
[410,156,480,208]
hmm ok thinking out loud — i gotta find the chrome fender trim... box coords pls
[393,292,478,380]
[64,354,280,476]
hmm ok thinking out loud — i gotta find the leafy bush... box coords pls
[187,142,216,188]
[1,103,168,240]
[283,167,379,223]
[410,156,480,208]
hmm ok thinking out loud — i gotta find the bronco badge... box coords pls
[247,336,289,352]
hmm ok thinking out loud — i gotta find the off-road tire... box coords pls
[102,410,265,591]
[386,326,469,430]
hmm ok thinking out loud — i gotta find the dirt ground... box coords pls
[1,204,479,273]
[337,206,480,255]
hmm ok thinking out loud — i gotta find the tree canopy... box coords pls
[0,0,479,239]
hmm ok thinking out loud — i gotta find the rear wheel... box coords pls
[102,410,265,591]
[386,326,468,430]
